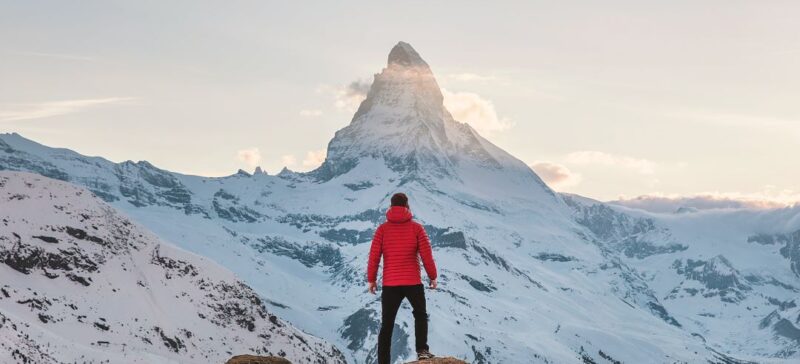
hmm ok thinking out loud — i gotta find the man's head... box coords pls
[391,192,409,208]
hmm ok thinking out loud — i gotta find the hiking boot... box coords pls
[417,350,435,360]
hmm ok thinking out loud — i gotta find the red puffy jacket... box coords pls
[367,206,437,286]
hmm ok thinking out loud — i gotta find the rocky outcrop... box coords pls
[405,357,468,364]
[226,355,292,364]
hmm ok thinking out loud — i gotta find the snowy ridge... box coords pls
[0,171,345,363]
[0,41,798,363]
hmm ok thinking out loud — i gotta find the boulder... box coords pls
[225,355,292,364]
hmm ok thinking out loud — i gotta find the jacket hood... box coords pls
[386,206,413,223]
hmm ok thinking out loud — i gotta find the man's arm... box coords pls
[366,225,384,288]
[416,224,438,284]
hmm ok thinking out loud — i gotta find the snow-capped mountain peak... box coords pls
[315,42,553,205]
[387,41,429,68]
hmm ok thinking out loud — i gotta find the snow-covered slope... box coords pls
[0,171,346,363]
[1,42,796,363]
[563,194,800,361]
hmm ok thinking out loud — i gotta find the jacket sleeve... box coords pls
[416,224,438,280]
[366,225,383,283]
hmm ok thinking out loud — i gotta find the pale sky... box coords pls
[1,1,799,204]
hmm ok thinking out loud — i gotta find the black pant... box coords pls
[378,284,429,364]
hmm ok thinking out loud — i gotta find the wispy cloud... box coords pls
[530,161,582,189]
[0,97,136,122]
[565,151,656,175]
[280,154,297,167]
[302,149,326,169]
[278,149,327,172]
[441,88,513,135]
[321,80,372,113]
[610,188,800,212]
[236,147,262,168]
[322,80,514,135]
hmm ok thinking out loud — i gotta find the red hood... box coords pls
[386,206,413,223]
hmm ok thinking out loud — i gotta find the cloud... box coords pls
[277,149,327,172]
[325,79,514,135]
[565,151,656,175]
[302,149,327,169]
[326,80,514,134]
[609,193,797,213]
[236,148,262,168]
[333,80,371,112]
[530,161,582,189]
[280,154,297,167]
[447,73,498,82]
[299,109,323,117]
[0,97,136,122]
[441,89,513,134]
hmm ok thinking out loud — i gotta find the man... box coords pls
[367,192,438,363]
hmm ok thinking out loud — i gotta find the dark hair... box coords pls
[391,192,408,207]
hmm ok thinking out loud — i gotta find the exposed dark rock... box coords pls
[65,226,105,245]
[340,308,379,351]
[533,253,575,262]
[225,355,291,364]
[151,246,198,279]
[154,326,185,353]
[252,236,343,270]
[0,241,98,278]
[213,189,262,223]
[647,302,681,327]
[747,230,800,278]
[31,235,58,244]
[424,226,467,250]
[343,181,374,191]
[405,358,469,364]
[672,256,750,302]
[277,209,383,231]
[94,322,109,331]
[458,274,496,293]
[320,228,374,245]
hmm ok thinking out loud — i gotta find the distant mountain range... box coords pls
[1,42,799,363]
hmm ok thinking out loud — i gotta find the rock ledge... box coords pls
[405,357,469,364]
[225,355,291,364]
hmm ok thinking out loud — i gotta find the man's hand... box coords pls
[368,281,377,295]
[428,278,438,290]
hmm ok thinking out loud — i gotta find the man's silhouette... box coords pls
[367,192,438,363]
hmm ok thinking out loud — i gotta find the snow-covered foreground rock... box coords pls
[0,171,346,364]
[1,42,798,363]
